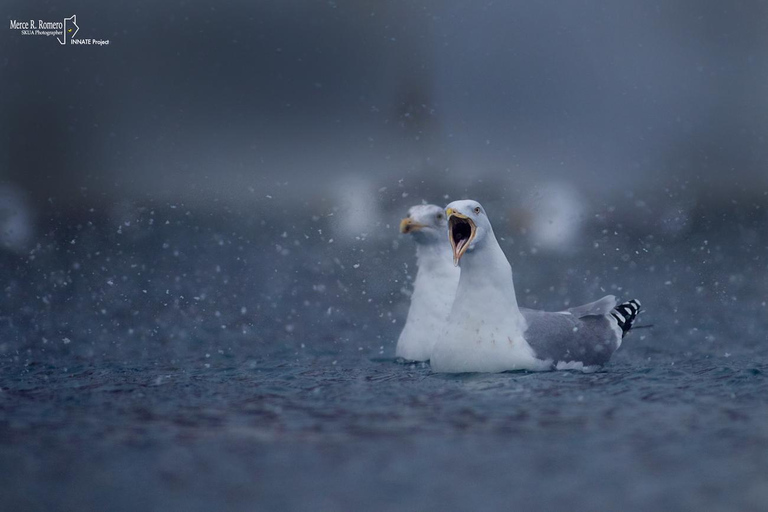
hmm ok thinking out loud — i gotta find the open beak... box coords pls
[446,209,476,266]
[400,217,426,234]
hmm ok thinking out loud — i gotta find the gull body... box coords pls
[431,199,640,373]
[396,204,460,361]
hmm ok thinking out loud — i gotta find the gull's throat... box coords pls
[448,214,475,266]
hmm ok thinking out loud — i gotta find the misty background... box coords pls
[1,0,768,359]
[4,0,768,222]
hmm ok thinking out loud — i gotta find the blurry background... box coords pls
[4,0,768,218]
[2,0,768,357]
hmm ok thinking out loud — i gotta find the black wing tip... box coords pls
[612,299,642,336]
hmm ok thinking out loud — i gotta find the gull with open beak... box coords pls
[396,204,460,361]
[432,199,641,373]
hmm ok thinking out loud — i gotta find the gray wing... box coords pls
[566,295,617,317]
[521,302,620,367]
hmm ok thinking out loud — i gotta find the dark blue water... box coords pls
[1,205,767,511]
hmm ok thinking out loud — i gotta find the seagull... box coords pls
[396,204,460,361]
[431,199,641,373]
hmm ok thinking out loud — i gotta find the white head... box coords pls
[399,204,449,244]
[445,199,495,266]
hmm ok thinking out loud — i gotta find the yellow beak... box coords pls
[446,209,469,220]
[400,217,426,234]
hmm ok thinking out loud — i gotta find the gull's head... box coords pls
[399,204,449,244]
[445,199,492,266]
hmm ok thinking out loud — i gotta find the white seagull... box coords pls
[431,199,641,373]
[396,204,460,361]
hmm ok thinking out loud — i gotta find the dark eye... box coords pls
[436,213,443,220]
[474,207,481,214]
